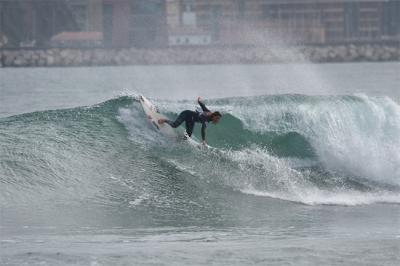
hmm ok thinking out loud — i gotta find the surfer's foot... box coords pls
[158,119,166,125]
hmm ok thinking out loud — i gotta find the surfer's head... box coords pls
[210,111,222,124]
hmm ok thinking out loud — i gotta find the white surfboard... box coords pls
[139,95,177,138]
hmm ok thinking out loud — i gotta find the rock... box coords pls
[60,49,69,58]
[82,51,91,62]
[365,45,374,58]
[47,55,54,65]
[1,43,399,67]
[37,59,45,66]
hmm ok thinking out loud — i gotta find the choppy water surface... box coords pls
[1,63,399,265]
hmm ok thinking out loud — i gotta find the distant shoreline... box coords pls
[1,43,399,67]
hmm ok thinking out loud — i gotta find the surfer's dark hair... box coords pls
[211,111,222,118]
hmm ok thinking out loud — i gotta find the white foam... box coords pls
[227,94,400,186]
[242,187,400,206]
[117,105,166,147]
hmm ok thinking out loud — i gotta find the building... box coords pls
[0,0,104,47]
[0,0,167,48]
[0,0,399,48]
[102,0,167,47]
[193,0,400,45]
[166,0,211,46]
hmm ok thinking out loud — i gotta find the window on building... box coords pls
[130,0,165,47]
[182,0,195,12]
[262,5,280,20]
[102,4,113,46]
[344,2,359,40]
[238,0,245,19]
[382,0,400,36]
[131,0,162,15]
[0,5,24,47]
[70,4,88,31]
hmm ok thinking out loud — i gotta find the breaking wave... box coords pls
[1,94,399,207]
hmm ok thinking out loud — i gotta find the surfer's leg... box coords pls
[185,120,194,137]
[164,110,191,128]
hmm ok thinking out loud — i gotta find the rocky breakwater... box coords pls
[302,44,400,62]
[1,43,399,67]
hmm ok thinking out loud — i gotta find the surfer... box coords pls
[158,97,221,145]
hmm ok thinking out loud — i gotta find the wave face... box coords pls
[1,94,399,208]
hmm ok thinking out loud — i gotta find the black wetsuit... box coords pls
[165,101,211,140]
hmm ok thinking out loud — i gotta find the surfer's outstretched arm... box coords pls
[197,97,210,112]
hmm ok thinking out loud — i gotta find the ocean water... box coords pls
[1,63,399,265]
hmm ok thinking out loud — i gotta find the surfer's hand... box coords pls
[197,97,202,102]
